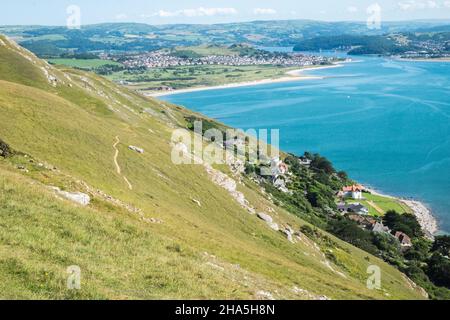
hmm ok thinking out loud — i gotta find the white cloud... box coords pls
[151,7,238,18]
[443,0,450,6]
[253,8,277,15]
[347,6,359,13]
[115,13,128,20]
[398,0,443,10]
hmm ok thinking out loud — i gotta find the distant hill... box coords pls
[293,31,450,56]
[2,20,450,56]
[0,34,429,299]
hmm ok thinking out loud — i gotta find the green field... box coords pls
[108,65,297,92]
[174,45,238,56]
[347,193,413,217]
[48,58,123,69]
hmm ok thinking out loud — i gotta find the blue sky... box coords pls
[3,0,450,25]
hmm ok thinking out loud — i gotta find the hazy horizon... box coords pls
[3,0,450,26]
[1,17,450,28]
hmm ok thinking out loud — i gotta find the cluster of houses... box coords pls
[338,203,369,215]
[336,184,370,215]
[338,184,413,249]
[119,50,336,70]
[347,214,413,248]
[271,157,291,194]
[256,158,415,249]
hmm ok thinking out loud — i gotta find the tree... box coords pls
[327,219,378,255]
[337,171,348,181]
[405,238,432,262]
[432,236,450,257]
[427,253,450,288]
[310,154,335,175]
[383,210,423,238]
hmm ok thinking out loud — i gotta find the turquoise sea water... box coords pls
[162,56,450,232]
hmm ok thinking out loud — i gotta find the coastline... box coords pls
[147,64,343,97]
[397,57,450,63]
[366,187,438,237]
[149,59,440,237]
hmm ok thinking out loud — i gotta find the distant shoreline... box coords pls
[147,64,343,97]
[366,187,438,237]
[149,60,440,237]
[397,57,450,63]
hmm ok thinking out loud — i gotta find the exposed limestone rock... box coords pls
[281,227,295,243]
[129,145,144,154]
[257,212,273,223]
[292,286,331,300]
[204,164,256,214]
[142,217,163,224]
[256,290,275,300]
[52,187,91,206]
[40,67,58,87]
[256,212,279,231]
[268,222,280,231]
[402,274,429,299]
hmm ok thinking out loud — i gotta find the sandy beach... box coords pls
[397,57,450,63]
[147,64,343,97]
[367,187,438,237]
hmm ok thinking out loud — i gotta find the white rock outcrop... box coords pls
[204,164,256,214]
[282,227,295,243]
[257,212,273,223]
[52,187,91,206]
[256,212,279,231]
[256,291,275,300]
[129,146,144,154]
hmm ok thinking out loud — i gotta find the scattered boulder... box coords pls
[142,217,163,224]
[52,187,91,206]
[129,145,144,154]
[256,291,275,300]
[257,212,279,231]
[281,227,295,243]
[292,286,331,300]
[268,222,280,232]
[257,212,273,224]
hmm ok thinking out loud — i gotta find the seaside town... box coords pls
[116,50,339,69]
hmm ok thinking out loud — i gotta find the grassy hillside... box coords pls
[0,35,427,300]
[48,58,123,69]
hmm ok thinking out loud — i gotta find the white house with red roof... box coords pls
[342,185,364,200]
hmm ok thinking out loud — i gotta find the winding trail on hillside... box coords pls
[113,136,133,190]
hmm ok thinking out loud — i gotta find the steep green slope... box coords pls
[0,35,427,300]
